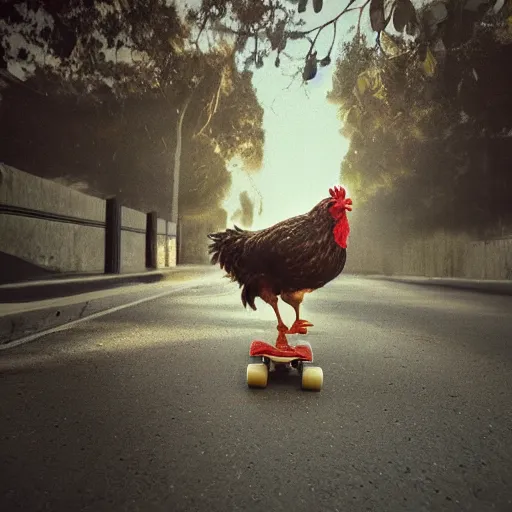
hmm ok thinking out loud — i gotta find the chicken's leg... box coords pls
[281,289,314,335]
[259,287,292,350]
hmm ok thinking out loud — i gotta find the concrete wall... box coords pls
[157,219,177,268]
[0,163,177,276]
[0,163,105,273]
[120,206,146,272]
[345,229,512,280]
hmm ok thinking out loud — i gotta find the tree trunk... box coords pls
[171,93,193,223]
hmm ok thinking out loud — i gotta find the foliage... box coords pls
[328,0,512,235]
[0,0,265,219]
[187,0,511,81]
[231,190,255,227]
[179,136,233,217]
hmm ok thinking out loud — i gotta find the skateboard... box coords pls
[246,339,323,391]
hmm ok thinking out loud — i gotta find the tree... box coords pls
[328,0,512,236]
[0,1,265,222]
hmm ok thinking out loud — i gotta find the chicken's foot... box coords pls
[286,319,314,335]
[281,289,313,334]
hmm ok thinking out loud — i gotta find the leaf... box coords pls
[268,20,286,51]
[370,0,387,32]
[424,1,448,26]
[356,68,382,96]
[418,42,427,61]
[302,52,317,81]
[422,47,437,77]
[393,0,416,33]
[405,20,419,36]
[344,106,362,130]
[298,0,308,13]
[235,34,248,52]
[288,31,303,40]
[313,0,323,13]
[244,54,255,70]
[379,30,400,56]
[463,0,490,12]
[493,0,505,12]
[423,1,448,38]
[356,74,370,95]
[319,55,331,67]
[373,84,387,100]
[275,55,281,68]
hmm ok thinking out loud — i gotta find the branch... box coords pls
[284,68,303,90]
[356,0,371,38]
[301,0,368,63]
[194,70,224,138]
[328,18,338,55]
[210,0,367,43]
[193,13,209,49]
[300,0,360,39]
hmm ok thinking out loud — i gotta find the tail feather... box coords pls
[241,279,257,311]
[207,226,247,276]
[207,226,259,310]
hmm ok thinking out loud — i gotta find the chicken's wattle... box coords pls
[333,214,350,249]
[328,188,352,249]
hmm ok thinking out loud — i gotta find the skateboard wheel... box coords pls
[301,366,323,391]
[247,363,268,388]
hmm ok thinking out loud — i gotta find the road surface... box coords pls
[1,274,512,512]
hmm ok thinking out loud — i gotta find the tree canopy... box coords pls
[0,0,264,221]
[186,0,511,81]
[327,0,512,237]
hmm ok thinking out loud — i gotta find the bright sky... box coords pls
[221,3,366,230]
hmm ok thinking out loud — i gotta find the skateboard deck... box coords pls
[249,340,313,363]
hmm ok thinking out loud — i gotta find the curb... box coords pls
[0,266,214,303]
[0,266,217,349]
[363,275,512,296]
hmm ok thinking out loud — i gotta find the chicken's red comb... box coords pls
[329,186,353,211]
[329,186,346,199]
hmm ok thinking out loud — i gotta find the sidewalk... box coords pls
[365,274,512,296]
[0,265,215,303]
[0,265,218,349]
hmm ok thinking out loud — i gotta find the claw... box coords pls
[286,319,314,335]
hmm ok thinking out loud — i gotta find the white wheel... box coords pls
[247,363,268,388]
[302,366,323,391]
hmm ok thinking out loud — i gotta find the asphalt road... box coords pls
[1,274,512,512]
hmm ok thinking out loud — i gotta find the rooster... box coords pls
[207,186,352,346]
